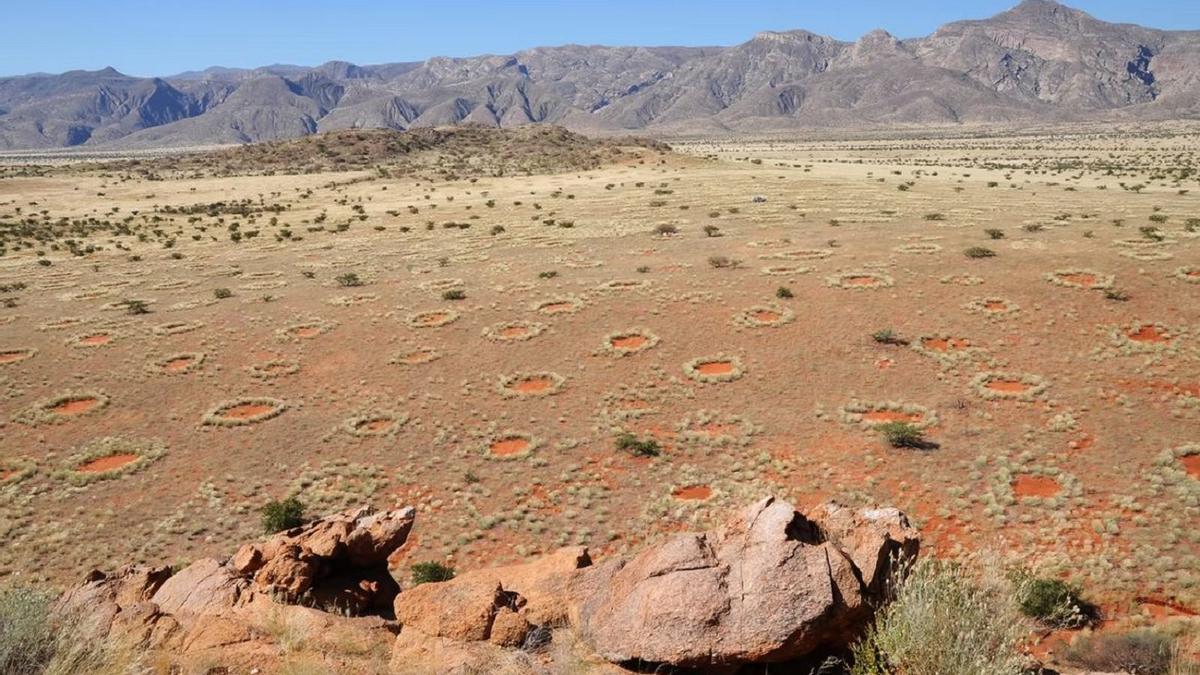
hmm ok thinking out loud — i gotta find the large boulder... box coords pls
[568,496,919,668]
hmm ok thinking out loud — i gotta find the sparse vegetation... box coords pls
[261,497,306,533]
[615,432,661,457]
[410,562,456,586]
[964,246,996,258]
[878,422,927,449]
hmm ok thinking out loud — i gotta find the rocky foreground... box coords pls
[60,497,919,673]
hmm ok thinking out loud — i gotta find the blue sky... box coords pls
[3,0,1198,77]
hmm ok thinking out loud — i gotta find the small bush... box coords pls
[442,289,466,301]
[615,432,660,457]
[538,270,557,279]
[261,497,305,533]
[708,255,740,269]
[776,286,794,299]
[1064,630,1173,675]
[964,247,996,258]
[654,223,678,236]
[878,422,926,449]
[490,225,505,235]
[703,224,721,237]
[1016,576,1097,628]
[0,585,57,674]
[985,228,1005,239]
[636,266,651,274]
[122,299,151,315]
[850,560,1027,675]
[213,288,233,299]
[335,272,363,287]
[411,562,456,586]
[872,328,904,345]
[1105,288,1130,302]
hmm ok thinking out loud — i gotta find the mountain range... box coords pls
[2,0,1198,150]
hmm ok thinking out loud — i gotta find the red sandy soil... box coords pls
[358,418,394,433]
[0,470,13,482]
[1057,272,1099,287]
[51,397,100,415]
[696,361,734,376]
[987,380,1030,394]
[538,302,574,315]
[221,403,274,420]
[750,310,782,322]
[862,410,924,424]
[79,333,111,346]
[512,377,553,393]
[414,312,451,326]
[163,356,195,372]
[489,437,531,457]
[0,349,32,364]
[984,300,1010,312]
[1012,474,1061,498]
[846,275,883,287]
[257,362,295,375]
[922,337,971,352]
[1127,324,1171,343]
[1182,455,1200,479]
[610,335,648,350]
[293,326,322,338]
[399,350,437,364]
[672,485,713,501]
[500,326,531,339]
[78,453,138,473]
[699,423,740,436]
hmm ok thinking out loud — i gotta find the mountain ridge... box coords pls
[1,0,1197,149]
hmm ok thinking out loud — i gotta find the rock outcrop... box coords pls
[60,497,917,674]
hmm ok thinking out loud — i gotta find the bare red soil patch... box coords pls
[0,349,35,364]
[293,326,322,338]
[750,310,782,323]
[358,418,395,434]
[395,350,438,365]
[412,311,452,327]
[489,437,531,457]
[611,335,648,350]
[163,356,196,373]
[922,337,971,352]
[78,453,138,473]
[1127,324,1171,344]
[1182,454,1200,479]
[223,403,274,419]
[672,485,713,501]
[1059,272,1099,287]
[52,397,101,416]
[987,380,1030,394]
[538,302,574,314]
[500,326,532,339]
[863,410,924,424]
[1012,474,1061,498]
[78,333,111,346]
[697,361,734,376]
[513,377,554,393]
[846,275,883,287]
[984,301,1009,312]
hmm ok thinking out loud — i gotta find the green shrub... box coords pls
[213,288,232,299]
[537,270,558,279]
[1064,630,1173,675]
[703,224,721,237]
[615,432,660,457]
[654,223,678,235]
[964,247,996,259]
[878,422,926,449]
[411,562,456,586]
[851,560,1027,675]
[261,497,305,533]
[122,299,151,315]
[442,289,466,301]
[984,228,1005,239]
[1016,577,1096,628]
[776,286,794,299]
[0,585,56,674]
[335,272,363,287]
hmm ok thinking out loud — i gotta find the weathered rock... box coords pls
[152,557,248,617]
[569,496,917,668]
[813,502,920,595]
[395,576,517,642]
[57,565,180,647]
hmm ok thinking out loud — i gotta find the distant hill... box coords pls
[1,0,1197,149]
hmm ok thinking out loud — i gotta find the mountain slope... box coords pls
[1,0,1196,149]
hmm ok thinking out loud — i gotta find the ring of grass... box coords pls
[405,309,460,328]
[911,334,978,363]
[532,296,584,315]
[762,248,833,261]
[201,397,289,427]
[1044,268,1114,290]
[153,319,205,336]
[327,293,379,306]
[683,355,745,384]
[601,328,661,356]
[893,243,943,255]
[391,348,443,366]
[148,352,206,375]
[497,371,566,398]
[248,359,299,379]
[964,297,1019,317]
[150,279,197,291]
[841,400,939,430]
[276,319,337,341]
[38,317,88,331]
[676,410,758,447]
[343,412,409,438]
[483,320,547,343]
[1172,266,1200,284]
[1109,321,1182,354]
[733,305,794,328]
[419,278,464,293]
[940,274,983,286]
[760,265,812,276]
[596,279,650,292]
[240,279,288,291]
[59,436,166,486]
[0,458,36,485]
[21,390,111,426]
[65,330,118,348]
[970,372,1049,401]
[59,288,110,302]
[100,298,156,312]
[1119,249,1173,261]
[0,347,37,366]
